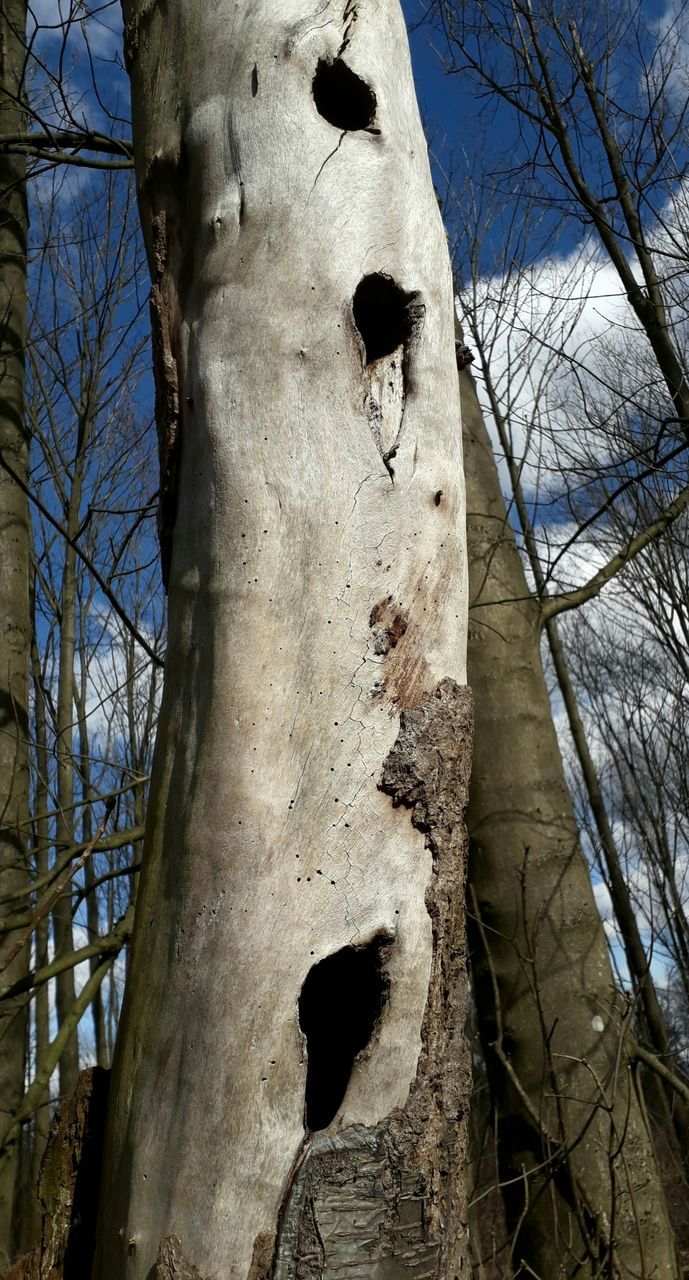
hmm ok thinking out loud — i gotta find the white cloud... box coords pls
[648,1,689,103]
[457,243,651,502]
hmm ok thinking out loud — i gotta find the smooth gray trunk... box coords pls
[95,4,472,1278]
[461,360,679,1278]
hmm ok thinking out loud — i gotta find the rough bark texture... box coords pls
[36,1068,109,1280]
[461,360,679,1278]
[0,1068,109,1280]
[95,4,471,1278]
[0,0,30,1264]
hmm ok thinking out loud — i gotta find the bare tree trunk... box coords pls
[95,4,472,1277]
[461,360,679,1278]
[52,525,80,1100]
[544,614,689,1168]
[0,0,30,1263]
[74,671,108,1068]
[23,573,51,1250]
[53,365,97,1099]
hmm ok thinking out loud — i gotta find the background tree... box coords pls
[426,0,689,1264]
[0,15,158,1248]
[460,348,680,1278]
[0,0,31,1264]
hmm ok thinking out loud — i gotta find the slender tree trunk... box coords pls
[23,572,51,1249]
[544,614,689,1167]
[0,0,30,1264]
[74,674,108,1067]
[95,5,472,1277]
[461,360,679,1278]
[52,524,80,1099]
[472,314,689,1176]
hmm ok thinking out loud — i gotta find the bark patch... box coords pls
[380,678,473,1267]
[272,1128,439,1280]
[369,597,408,656]
[152,1235,206,1279]
[21,1067,109,1280]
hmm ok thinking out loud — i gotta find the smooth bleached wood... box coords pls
[95,5,471,1277]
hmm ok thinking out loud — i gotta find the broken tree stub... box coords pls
[95,4,472,1277]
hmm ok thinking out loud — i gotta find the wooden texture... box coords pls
[95,4,471,1277]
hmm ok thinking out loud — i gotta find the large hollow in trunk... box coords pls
[94,5,472,1278]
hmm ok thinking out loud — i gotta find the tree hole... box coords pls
[298,936,390,1131]
[312,57,377,132]
[353,273,422,364]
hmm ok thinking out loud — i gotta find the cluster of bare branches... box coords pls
[0,1,161,1263]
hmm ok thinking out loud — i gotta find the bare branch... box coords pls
[541,481,689,623]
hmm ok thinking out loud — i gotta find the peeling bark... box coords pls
[37,1068,109,1280]
[95,3,470,1276]
[0,1069,109,1280]
[151,1236,206,1280]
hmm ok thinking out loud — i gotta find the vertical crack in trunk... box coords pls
[352,274,424,482]
[149,209,184,591]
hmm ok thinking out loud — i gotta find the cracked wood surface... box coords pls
[94,3,469,1277]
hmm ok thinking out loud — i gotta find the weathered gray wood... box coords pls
[95,5,471,1277]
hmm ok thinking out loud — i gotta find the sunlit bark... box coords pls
[95,4,472,1277]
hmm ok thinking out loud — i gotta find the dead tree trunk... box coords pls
[461,358,679,1278]
[95,5,472,1278]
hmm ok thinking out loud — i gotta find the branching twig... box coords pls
[0,797,116,977]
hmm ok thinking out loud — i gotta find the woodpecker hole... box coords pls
[298,936,390,1131]
[312,57,377,132]
[353,274,423,364]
